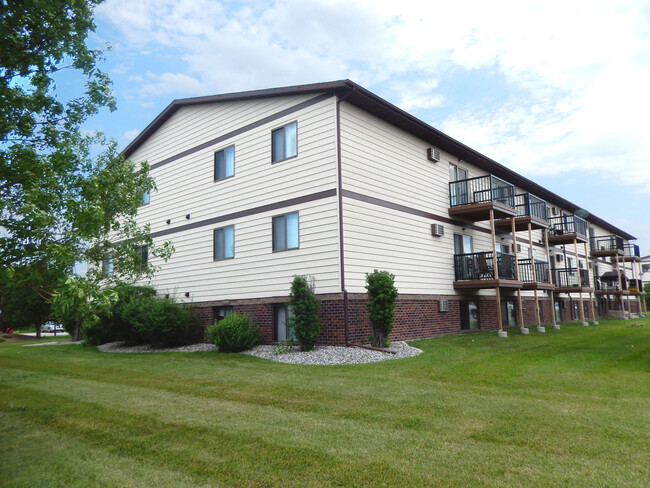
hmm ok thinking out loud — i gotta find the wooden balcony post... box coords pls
[614,255,627,318]
[527,222,541,327]
[545,228,559,329]
[512,217,525,330]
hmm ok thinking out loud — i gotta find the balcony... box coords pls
[547,215,588,245]
[448,175,517,222]
[627,279,645,295]
[453,251,522,289]
[517,259,554,290]
[495,193,549,232]
[552,267,593,293]
[590,235,624,257]
[623,243,641,262]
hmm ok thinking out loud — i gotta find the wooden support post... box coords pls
[545,229,559,329]
[528,223,541,326]
[511,217,525,330]
[583,241,597,324]
[614,255,627,319]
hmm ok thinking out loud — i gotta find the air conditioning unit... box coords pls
[431,224,444,236]
[552,207,558,215]
[517,244,522,252]
[556,255,564,262]
[427,147,440,162]
[439,299,449,312]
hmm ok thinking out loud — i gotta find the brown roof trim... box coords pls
[122,79,635,240]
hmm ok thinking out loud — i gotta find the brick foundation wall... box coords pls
[192,292,611,346]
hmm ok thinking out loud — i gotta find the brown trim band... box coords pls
[149,93,333,171]
[341,189,491,234]
[150,189,337,239]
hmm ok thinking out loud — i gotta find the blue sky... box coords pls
[66,0,650,250]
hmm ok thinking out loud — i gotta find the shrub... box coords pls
[287,275,321,351]
[365,269,398,348]
[121,297,202,348]
[84,285,156,345]
[206,313,261,352]
[84,285,203,348]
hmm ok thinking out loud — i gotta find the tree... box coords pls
[287,276,321,351]
[645,283,650,311]
[0,0,172,333]
[365,270,398,348]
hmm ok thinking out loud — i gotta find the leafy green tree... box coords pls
[287,275,321,351]
[0,0,173,333]
[365,270,398,348]
[51,276,118,341]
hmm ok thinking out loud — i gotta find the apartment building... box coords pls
[122,80,645,344]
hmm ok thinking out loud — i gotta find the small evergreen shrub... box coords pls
[365,269,398,348]
[206,313,261,352]
[287,275,321,351]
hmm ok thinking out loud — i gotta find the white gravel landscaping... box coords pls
[94,340,422,365]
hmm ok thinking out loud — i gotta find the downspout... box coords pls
[336,88,355,346]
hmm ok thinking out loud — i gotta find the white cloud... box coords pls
[124,129,141,141]
[96,0,650,194]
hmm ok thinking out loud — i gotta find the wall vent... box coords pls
[432,224,445,236]
[427,147,441,162]
[439,299,449,312]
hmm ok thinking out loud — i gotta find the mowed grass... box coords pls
[1,318,649,487]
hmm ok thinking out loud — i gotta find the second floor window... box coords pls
[272,212,299,251]
[214,225,234,260]
[102,255,113,276]
[272,122,297,162]
[141,190,150,205]
[214,146,235,181]
[138,245,149,271]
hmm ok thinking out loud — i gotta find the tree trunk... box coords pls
[73,319,81,342]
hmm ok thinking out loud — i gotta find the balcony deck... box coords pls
[448,175,517,222]
[590,235,624,257]
[494,193,549,231]
[552,268,593,294]
[623,243,641,262]
[547,215,588,245]
[518,259,555,290]
[453,251,522,289]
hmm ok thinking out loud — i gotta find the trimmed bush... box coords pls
[287,275,321,351]
[206,313,261,352]
[84,284,203,348]
[365,269,398,348]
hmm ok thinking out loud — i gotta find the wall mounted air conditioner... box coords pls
[439,299,449,312]
[556,255,564,262]
[427,147,440,162]
[432,224,444,237]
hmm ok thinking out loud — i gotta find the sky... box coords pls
[67,0,650,251]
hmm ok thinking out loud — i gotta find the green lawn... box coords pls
[1,318,649,487]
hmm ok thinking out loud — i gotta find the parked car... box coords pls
[41,322,65,333]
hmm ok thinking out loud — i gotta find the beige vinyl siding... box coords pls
[134,96,338,235]
[149,198,340,301]
[130,94,340,300]
[342,197,497,294]
[129,94,317,166]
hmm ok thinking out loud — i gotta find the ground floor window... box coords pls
[274,304,294,341]
[501,300,516,327]
[460,300,479,330]
[213,306,234,323]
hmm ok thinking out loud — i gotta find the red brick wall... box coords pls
[192,293,609,346]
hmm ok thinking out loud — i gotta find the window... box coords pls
[138,245,148,271]
[460,301,479,330]
[495,243,509,255]
[272,122,297,162]
[449,164,468,206]
[102,255,113,276]
[453,234,473,255]
[501,300,516,327]
[141,190,150,205]
[214,146,235,181]
[213,306,234,322]
[213,225,234,260]
[274,304,294,341]
[567,257,575,274]
[272,212,299,251]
